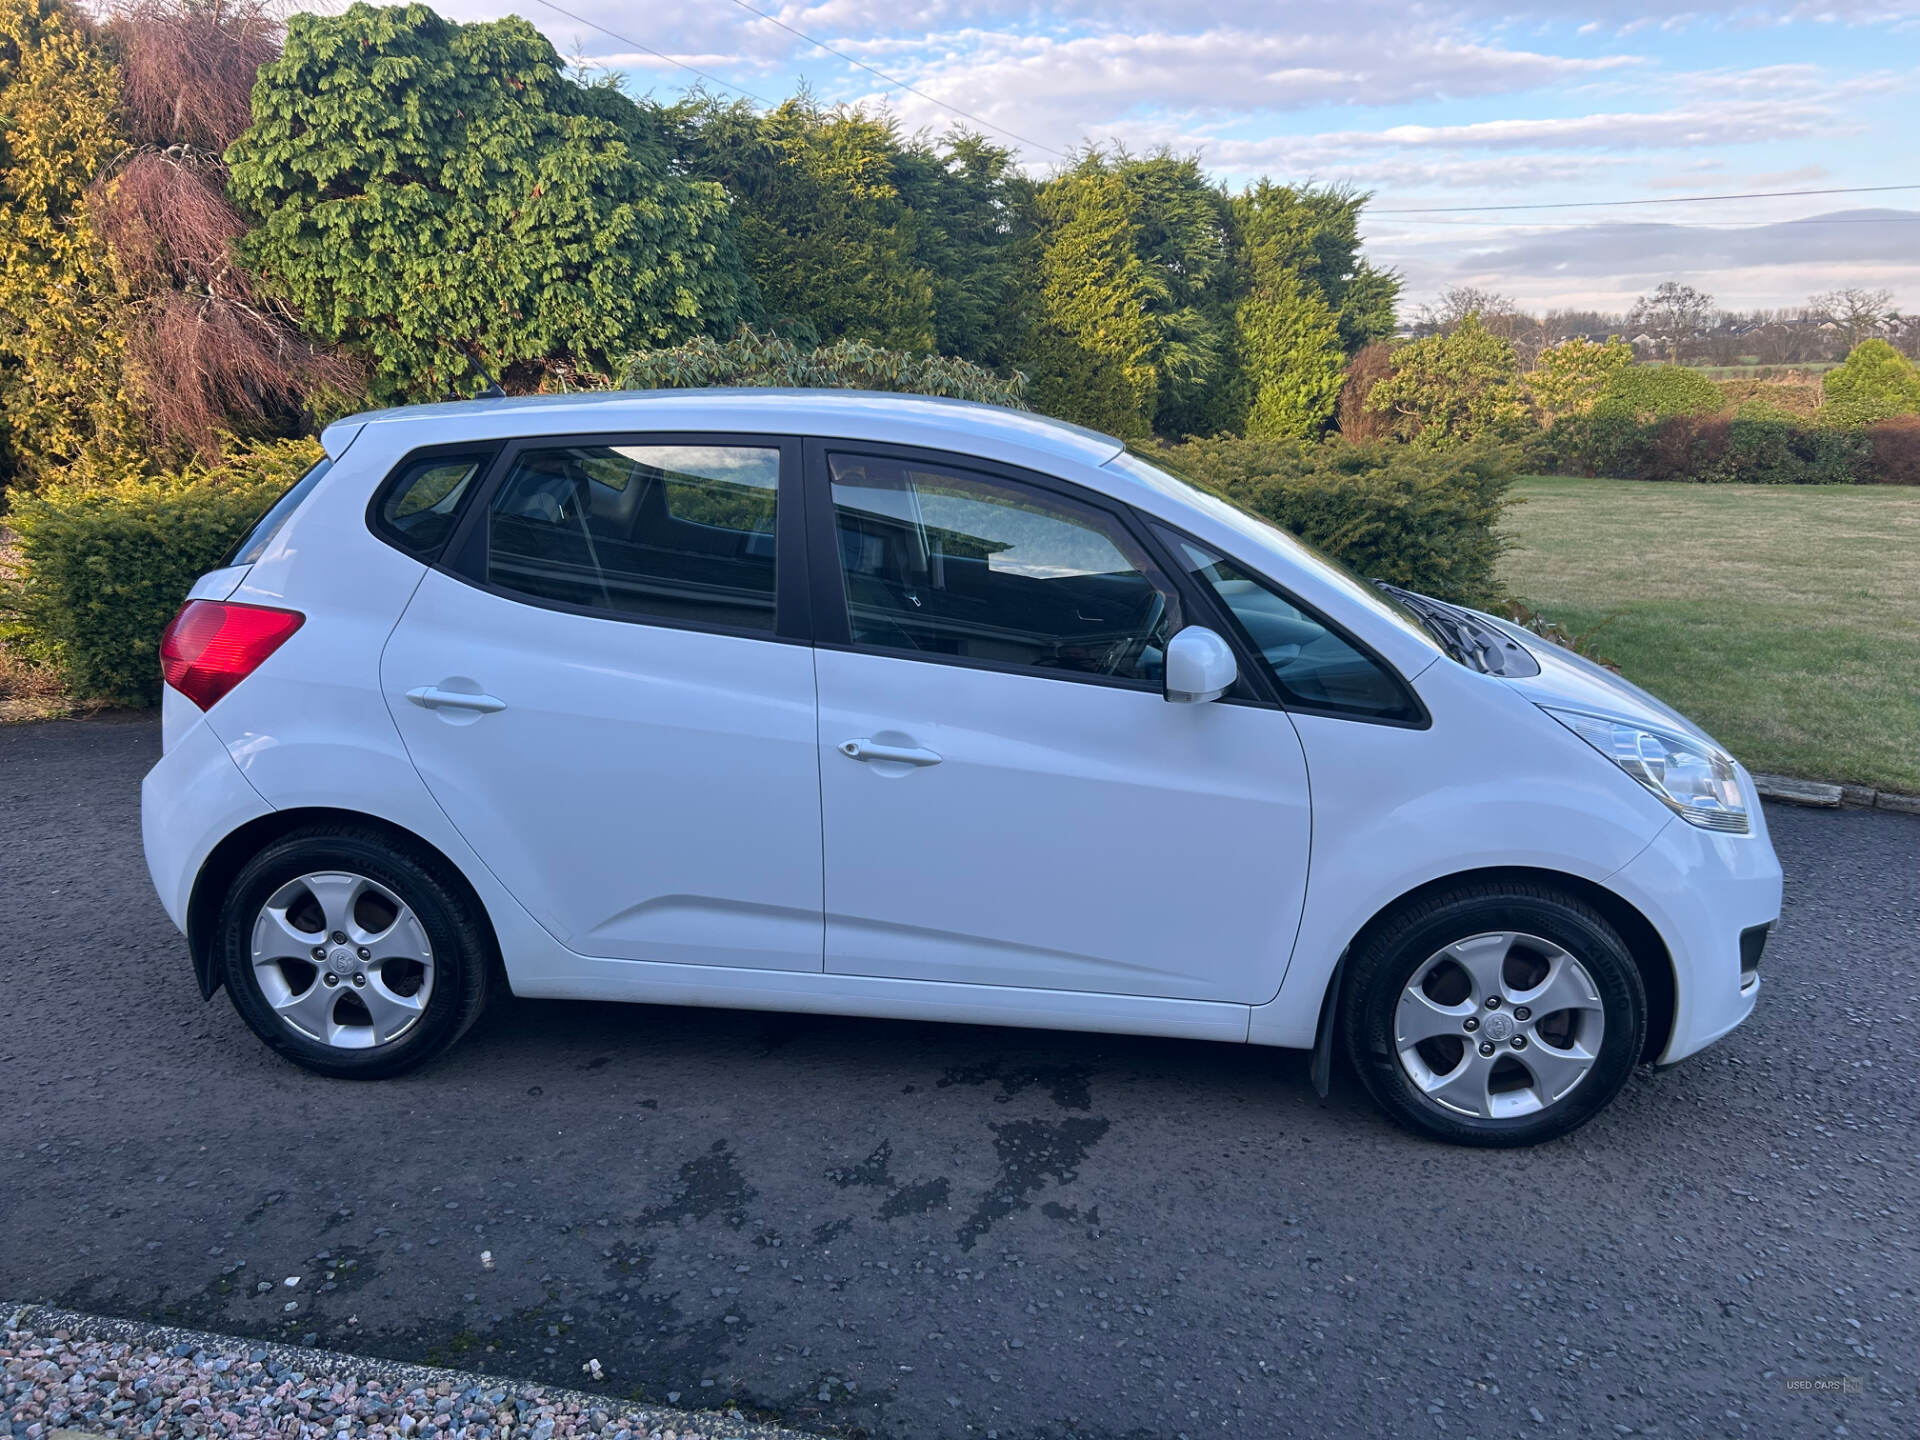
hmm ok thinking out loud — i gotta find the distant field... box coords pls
[1687,361,1837,379]
[1499,476,1920,793]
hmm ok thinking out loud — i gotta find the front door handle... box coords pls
[407,685,507,714]
[839,738,942,767]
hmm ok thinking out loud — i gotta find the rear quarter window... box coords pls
[368,449,495,560]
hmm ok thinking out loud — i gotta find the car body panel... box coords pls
[142,710,274,931]
[815,647,1311,1004]
[1251,658,1685,1048]
[1475,606,1724,747]
[1605,787,1779,1063]
[380,569,826,970]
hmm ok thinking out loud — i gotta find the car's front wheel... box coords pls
[1341,882,1647,1146]
[215,826,491,1078]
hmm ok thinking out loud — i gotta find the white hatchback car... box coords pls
[142,390,1780,1145]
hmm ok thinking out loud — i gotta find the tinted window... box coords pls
[486,443,780,632]
[1171,536,1418,721]
[830,453,1178,683]
[224,458,333,567]
[371,453,489,557]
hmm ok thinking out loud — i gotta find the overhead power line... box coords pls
[705,0,1071,159]
[1369,213,1920,233]
[526,0,777,106]
[1372,183,1920,215]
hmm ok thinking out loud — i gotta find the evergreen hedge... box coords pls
[1536,410,1920,484]
[1154,436,1516,606]
[0,440,320,703]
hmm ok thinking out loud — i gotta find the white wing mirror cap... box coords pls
[1164,625,1237,704]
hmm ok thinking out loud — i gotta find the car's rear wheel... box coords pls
[1341,882,1646,1146]
[215,826,490,1078]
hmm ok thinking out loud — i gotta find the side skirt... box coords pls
[512,956,1258,1046]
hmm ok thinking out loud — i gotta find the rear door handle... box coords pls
[839,738,942,767]
[407,685,507,714]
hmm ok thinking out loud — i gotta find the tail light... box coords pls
[160,600,304,711]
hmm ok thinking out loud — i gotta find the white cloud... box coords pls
[1379,209,1920,310]
[845,26,1642,142]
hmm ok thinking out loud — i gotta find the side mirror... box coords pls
[1164,625,1237,704]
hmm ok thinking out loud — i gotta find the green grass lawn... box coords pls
[1499,476,1920,793]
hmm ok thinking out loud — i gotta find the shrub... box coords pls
[1335,342,1393,442]
[1537,408,1879,484]
[1592,364,1723,423]
[1366,315,1529,449]
[619,327,1028,408]
[227,4,748,402]
[0,438,319,703]
[1866,416,1920,486]
[0,0,144,487]
[1153,435,1516,605]
[1717,413,1869,485]
[1822,339,1920,428]
[1713,375,1820,418]
[1526,336,1631,421]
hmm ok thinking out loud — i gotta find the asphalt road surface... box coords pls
[3,715,1915,1439]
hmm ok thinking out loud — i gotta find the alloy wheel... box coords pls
[1394,930,1606,1120]
[250,871,435,1049]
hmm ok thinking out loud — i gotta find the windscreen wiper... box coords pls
[1375,582,1491,672]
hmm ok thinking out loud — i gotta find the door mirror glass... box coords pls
[1164,626,1237,704]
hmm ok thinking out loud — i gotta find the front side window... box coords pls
[830,453,1178,683]
[485,443,780,632]
[1172,536,1420,722]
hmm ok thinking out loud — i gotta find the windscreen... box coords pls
[1102,448,1441,656]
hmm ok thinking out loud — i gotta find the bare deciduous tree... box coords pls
[1422,286,1519,338]
[1628,281,1716,363]
[1808,288,1895,352]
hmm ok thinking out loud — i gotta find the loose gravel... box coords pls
[3,1308,802,1440]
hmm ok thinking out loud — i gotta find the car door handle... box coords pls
[406,685,507,714]
[838,738,942,767]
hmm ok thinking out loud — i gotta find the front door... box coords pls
[811,447,1311,1005]
[382,435,824,971]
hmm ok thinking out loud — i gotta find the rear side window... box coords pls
[1170,535,1422,723]
[483,442,782,633]
[369,451,492,559]
[224,458,333,567]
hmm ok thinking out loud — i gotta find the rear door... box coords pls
[380,433,825,972]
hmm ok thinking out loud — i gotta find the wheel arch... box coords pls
[1334,865,1676,1064]
[186,807,506,1001]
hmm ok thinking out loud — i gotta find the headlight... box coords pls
[1541,707,1749,833]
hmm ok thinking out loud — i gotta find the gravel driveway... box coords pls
[2,715,1915,1439]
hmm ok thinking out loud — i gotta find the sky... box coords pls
[412,0,1920,316]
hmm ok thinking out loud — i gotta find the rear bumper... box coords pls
[1605,805,1782,1065]
[141,706,273,934]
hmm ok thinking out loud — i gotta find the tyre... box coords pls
[1340,882,1646,1147]
[214,825,491,1079]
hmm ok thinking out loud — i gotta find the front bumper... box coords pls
[1605,801,1782,1064]
[141,704,273,934]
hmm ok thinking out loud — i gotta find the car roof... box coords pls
[324,389,1126,472]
